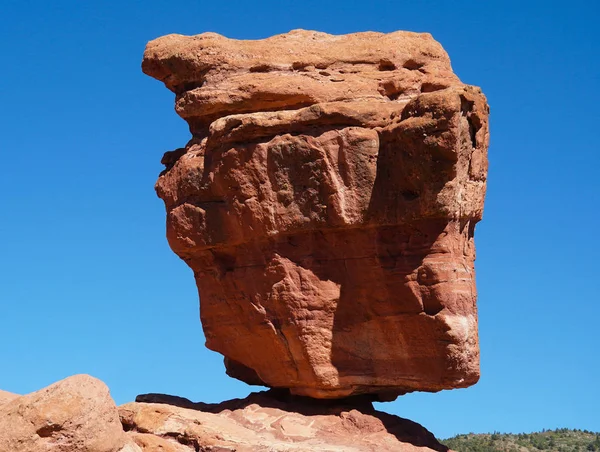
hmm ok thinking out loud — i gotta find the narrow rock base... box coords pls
[122,389,451,451]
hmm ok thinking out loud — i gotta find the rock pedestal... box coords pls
[122,390,452,452]
[0,375,453,452]
[143,29,489,399]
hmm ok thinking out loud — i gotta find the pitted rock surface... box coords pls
[143,29,489,399]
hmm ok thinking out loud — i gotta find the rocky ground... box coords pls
[0,374,452,451]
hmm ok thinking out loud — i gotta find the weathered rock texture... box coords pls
[121,390,451,452]
[0,389,18,405]
[0,375,134,452]
[0,376,452,451]
[143,30,489,399]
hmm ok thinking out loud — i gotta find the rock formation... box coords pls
[0,375,136,452]
[143,29,489,399]
[0,375,452,451]
[0,29,488,452]
[0,389,18,405]
[123,390,451,452]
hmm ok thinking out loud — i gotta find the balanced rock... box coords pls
[143,30,489,399]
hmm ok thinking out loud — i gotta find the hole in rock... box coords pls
[460,96,479,148]
[378,59,397,71]
[423,298,444,316]
[403,59,424,70]
[421,82,448,93]
[249,64,272,73]
[36,424,62,438]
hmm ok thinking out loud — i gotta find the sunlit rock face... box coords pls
[0,375,129,452]
[143,29,489,400]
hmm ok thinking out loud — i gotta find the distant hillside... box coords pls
[442,428,600,452]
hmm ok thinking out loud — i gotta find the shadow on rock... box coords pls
[133,389,449,452]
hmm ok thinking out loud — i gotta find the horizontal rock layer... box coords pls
[143,29,489,398]
[123,390,451,451]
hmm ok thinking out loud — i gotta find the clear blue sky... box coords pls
[1,0,598,439]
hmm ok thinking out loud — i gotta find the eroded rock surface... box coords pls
[0,389,18,405]
[0,375,132,452]
[143,29,489,399]
[121,390,451,452]
[0,375,455,451]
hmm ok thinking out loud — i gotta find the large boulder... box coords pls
[143,29,489,399]
[0,375,131,452]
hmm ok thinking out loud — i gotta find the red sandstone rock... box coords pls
[0,389,18,405]
[143,29,489,399]
[0,375,454,452]
[0,375,132,452]
[121,390,452,451]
